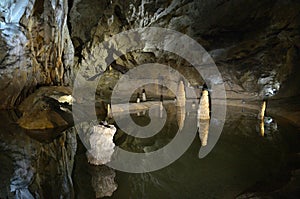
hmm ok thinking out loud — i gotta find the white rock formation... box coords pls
[176,80,186,107]
[142,90,147,102]
[58,95,74,105]
[198,90,210,120]
[86,124,116,165]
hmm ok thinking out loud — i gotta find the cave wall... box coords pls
[70,0,300,100]
[0,0,74,109]
[0,0,299,109]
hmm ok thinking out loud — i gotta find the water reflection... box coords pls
[1,105,299,198]
[257,116,278,138]
[0,111,77,198]
[90,165,118,198]
[198,119,209,146]
[176,105,186,131]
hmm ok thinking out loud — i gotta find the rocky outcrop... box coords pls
[0,0,74,109]
[0,111,77,198]
[69,0,300,102]
[1,0,299,109]
[17,86,73,129]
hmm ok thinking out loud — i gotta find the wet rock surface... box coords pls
[17,86,73,130]
[0,0,74,109]
[69,0,300,102]
[0,111,77,199]
[0,0,299,108]
[0,0,300,198]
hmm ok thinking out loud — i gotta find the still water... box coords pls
[0,105,299,198]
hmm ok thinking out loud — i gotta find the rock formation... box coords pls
[198,90,210,120]
[0,111,77,199]
[0,0,74,109]
[176,81,186,107]
[86,124,116,165]
[17,86,73,129]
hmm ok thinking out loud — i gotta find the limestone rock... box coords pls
[0,112,77,198]
[0,0,74,109]
[17,86,73,129]
[198,90,210,120]
[176,81,186,107]
[86,124,116,165]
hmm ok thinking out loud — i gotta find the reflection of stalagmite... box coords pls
[91,165,118,198]
[177,105,186,131]
[198,90,210,120]
[160,101,163,118]
[176,81,186,107]
[260,120,265,137]
[198,119,209,146]
[86,124,116,165]
[258,101,266,120]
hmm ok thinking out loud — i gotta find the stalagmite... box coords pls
[258,100,266,120]
[142,89,147,102]
[86,124,116,165]
[198,90,210,120]
[107,104,112,118]
[257,100,267,137]
[136,92,140,103]
[198,119,209,146]
[176,81,186,107]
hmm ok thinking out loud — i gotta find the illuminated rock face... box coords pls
[198,90,210,120]
[86,124,116,165]
[0,0,74,108]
